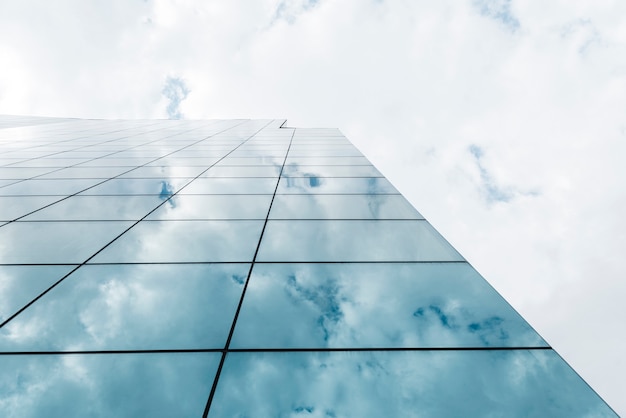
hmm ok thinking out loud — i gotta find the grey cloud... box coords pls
[560,19,603,54]
[468,144,538,204]
[161,76,190,120]
[272,0,320,25]
[473,0,520,31]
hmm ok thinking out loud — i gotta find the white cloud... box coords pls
[1,0,625,413]
[161,76,190,119]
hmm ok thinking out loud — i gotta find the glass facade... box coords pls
[0,116,616,417]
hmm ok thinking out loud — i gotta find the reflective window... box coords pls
[180,177,278,194]
[231,263,546,348]
[277,176,398,194]
[0,116,614,416]
[282,164,382,177]
[211,350,616,417]
[23,196,163,220]
[257,220,463,262]
[0,263,249,351]
[0,353,219,417]
[0,196,62,220]
[0,265,75,322]
[270,194,422,219]
[90,220,264,263]
[0,179,103,196]
[79,178,191,196]
[147,194,271,220]
[0,221,134,264]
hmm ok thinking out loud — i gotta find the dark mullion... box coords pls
[202,126,296,417]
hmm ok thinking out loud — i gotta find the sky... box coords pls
[1,0,625,413]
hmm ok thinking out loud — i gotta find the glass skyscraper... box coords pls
[0,116,617,417]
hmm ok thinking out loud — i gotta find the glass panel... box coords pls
[0,221,134,264]
[210,350,617,417]
[117,166,205,178]
[282,164,382,177]
[90,220,264,263]
[165,150,230,158]
[257,220,463,262]
[214,157,284,166]
[147,195,271,220]
[285,156,371,165]
[277,177,398,194]
[0,179,103,196]
[231,263,546,348]
[228,150,287,157]
[0,353,219,417]
[23,196,163,220]
[78,158,154,167]
[0,263,248,350]
[180,178,278,194]
[202,166,281,178]
[37,167,131,179]
[8,159,86,167]
[0,196,62,221]
[286,150,364,157]
[0,180,17,187]
[0,265,75,322]
[0,167,57,179]
[79,178,190,196]
[269,194,423,219]
[145,158,219,167]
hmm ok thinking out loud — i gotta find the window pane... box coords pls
[231,262,546,348]
[270,194,422,219]
[90,220,264,263]
[211,350,616,417]
[0,263,248,351]
[0,221,134,264]
[0,353,219,417]
[147,195,271,220]
[257,220,463,262]
[277,177,398,194]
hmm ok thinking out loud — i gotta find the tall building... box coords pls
[0,116,617,417]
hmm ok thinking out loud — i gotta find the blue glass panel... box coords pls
[79,178,191,196]
[0,266,75,322]
[147,194,271,220]
[78,158,155,167]
[231,263,546,348]
[23,196,163,220]
[117,166,206,178]
[8,159,88,168]
[180,178,278,194]
[90,220,263,263]
[37,167,131,179]
[0,353,219,417]
[0,179,103,196]
[282,164,382,177]
[0,196,62,221]
[286,149,364,157]
[0,167,57,179]
[0,264,248,351]
[202,166,281,177]
[0,180,18,187]
[210,350,617,417]
[215,157,284,166]
[0,221,134,264]
[145,157,220,167]
[257,220,463,262]
[285,156,371,165]
[277,177,398,194]
[270,194,423,219]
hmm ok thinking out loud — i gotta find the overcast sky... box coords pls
[1,0,625,413]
